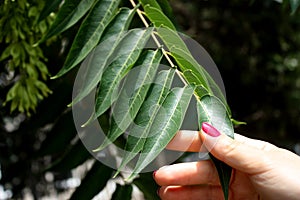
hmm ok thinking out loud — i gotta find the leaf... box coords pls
[143,4,176,30]
[93,49,162,151]
[156,26,230,112]
[37,0,63,22]
[127,85,194,180]
[290,0,300,14]
[197,95,234,200]
[156,0,174,19]
[142,5,219,99]
[69,161,113,200]
[83,28,153,126]
[197,95,233,138]
[154,27,211,92]
[113,69,175,177]
[139,0,174,21]
[52,0,121,78]
[38,0,95,43]
[141,6,227,106]
[101,7,137,41]
[111,184,133,200]
[70,8,137,106]
[139,0,162,10]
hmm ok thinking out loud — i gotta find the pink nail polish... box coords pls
[202,122,221,137]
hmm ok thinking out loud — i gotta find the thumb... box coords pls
[200,122,269,175]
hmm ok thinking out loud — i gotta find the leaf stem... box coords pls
[129,0,188,86]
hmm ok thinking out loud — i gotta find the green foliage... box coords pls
[39,0,95,43]
[128,85,194,180]
[289,0,300,14]
[95,49,163,151]
[92,28,153,121]
[39,0,235,199]
[70,7,137,106]
[0,0,53,115]
[197,95,234,199]
[57,0,121,77]
[1,0,300,199]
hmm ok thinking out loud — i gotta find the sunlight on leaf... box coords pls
[127,85,194,181]
[94,49,163,151]
[53,0,121,78]
[113,69,175,177]
[70,8,137,106]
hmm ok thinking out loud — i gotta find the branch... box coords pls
[129,0,188,86]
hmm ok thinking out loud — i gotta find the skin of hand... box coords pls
[153,123,300,200]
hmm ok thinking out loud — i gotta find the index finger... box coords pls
[167,130,275,153]
[166,130,205,152]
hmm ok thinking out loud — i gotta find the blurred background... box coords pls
[1,0,300,199]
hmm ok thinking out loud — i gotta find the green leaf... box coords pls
[93,49,162,151]
[197,95,233,138]
[69,161,113,200]
[290,0,300,14]
[155,27,210,90]
[53,0,121,78]
[83,28,153,125]
[143,4,176,30]
[37,0,63,22]
[139,0,162,10]
[113,69,175,177]
[156,26,229,112]
[111,184,133,200]
[127,85,194,180]
[156,0,174,19]
[39,0,95,43]
[142,8,223,102]
[101,7,137,41]
[197,95,234,200]
[70,8,137,106]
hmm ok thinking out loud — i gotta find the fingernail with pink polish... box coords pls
[201,122,221,137]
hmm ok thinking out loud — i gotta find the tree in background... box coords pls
[0,0,300,199]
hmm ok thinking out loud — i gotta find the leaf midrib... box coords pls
[96,29,150,116]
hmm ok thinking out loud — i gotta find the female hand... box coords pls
[153,122,300,200]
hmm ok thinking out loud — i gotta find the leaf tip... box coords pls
[50,75,58,80]
[81,114,95,127]
[124,173,137,183]
[92,147,102,152]
[112,171,120,179]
